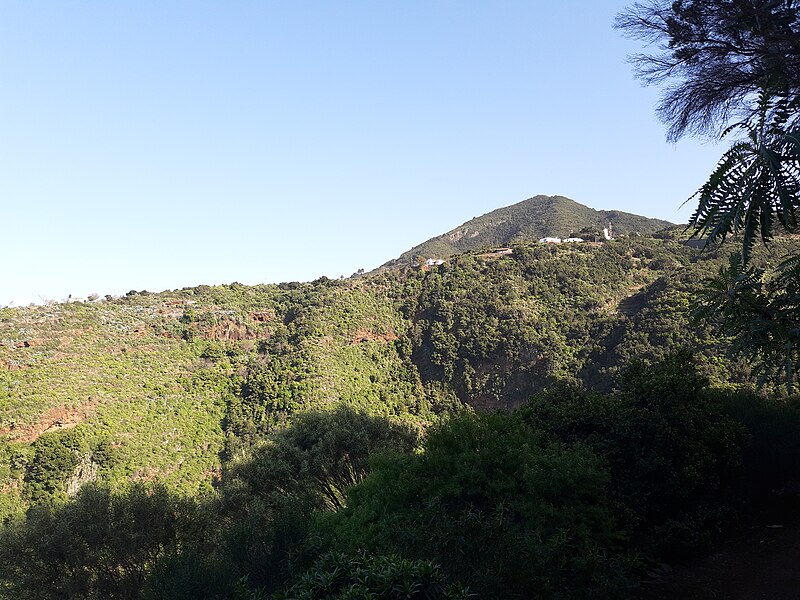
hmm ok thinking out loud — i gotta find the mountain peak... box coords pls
[383,195,674,268]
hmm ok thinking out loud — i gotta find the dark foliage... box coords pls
[272,552,470,600]
[719,389,800,498]
[694,252,800,390]
[616,0,800,141]
[519,353,749,557]
[688,93,800,260]
[322,412,633,599]
[217,408,420,595]
[224,406,419,513]
[0,484,209,600]
[25,430,82,503]
[618,1,800,388]
[2,356,800,599]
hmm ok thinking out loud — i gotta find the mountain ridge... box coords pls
[382,195,675,268]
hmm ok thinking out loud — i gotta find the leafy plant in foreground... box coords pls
[322,412,631,599]
[272,552,470,600]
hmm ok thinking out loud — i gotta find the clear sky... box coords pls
[1,1,724,306]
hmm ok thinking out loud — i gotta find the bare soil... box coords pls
[0,401,98,442]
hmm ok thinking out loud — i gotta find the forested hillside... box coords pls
[0,235,724,511]
[382,195,674,268]
[2,232,800,598]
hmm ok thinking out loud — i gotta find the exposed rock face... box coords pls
[250,311,273,322]
[0,402,98,442]
[66,453,98,497]
[208,319,254,341]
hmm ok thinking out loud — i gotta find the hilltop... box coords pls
[382,195,675,268]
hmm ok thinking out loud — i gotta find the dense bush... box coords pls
[215,407,421,596]
[0,483,209,600]
[224,406,419,512]
[25,429,83,503]
[719,390,800,500]
[320,412,633,599]
[272,552,470,600]
[519,352,750,556]
[2,355,800,599]
[4,247,800,599]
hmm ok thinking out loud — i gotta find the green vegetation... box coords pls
[2,204,800,598]
[1,356,798,599]
[617,0,800,390]
[520,353,749,558]
[224,406,419,512]
[382,195,674,269]
[1,235,795,519]
[0,483,208,600]
[695,251,800,390]
[322,412,630,599]
[1,4,797,596]
[272,553,470,600]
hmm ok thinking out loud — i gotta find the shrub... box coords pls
[272,552,470,600]
[519,352,749,556]
[322,412,632,599]
[720,390,800,500]
[0,483,209,600]
[25,430,83,503]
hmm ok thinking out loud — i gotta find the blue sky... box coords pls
[1,1,723,305]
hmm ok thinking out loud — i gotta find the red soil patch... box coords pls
[250,311,273,322]
[208,320,256,341]
[14,339,45,348]
[0,401,99,442]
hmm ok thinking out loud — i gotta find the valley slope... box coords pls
[0,195,783,515]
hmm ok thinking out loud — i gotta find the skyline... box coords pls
[2,2,725,306]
